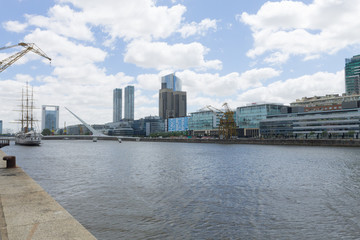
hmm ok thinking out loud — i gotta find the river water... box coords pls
[3,140,360,239]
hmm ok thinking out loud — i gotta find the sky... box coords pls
[1,0,360,133]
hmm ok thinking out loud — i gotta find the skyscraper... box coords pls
[113,88,122,122]
[161,73,182,91]
[41,105,59,132]
[125,86,135,120]
[0,120,2,134]
[159,74,187,119]
[345,55,360,94]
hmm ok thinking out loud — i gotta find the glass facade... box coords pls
[260,108,360,138]
[0,120,2,134]
[168,117,189,132]
[236,104,284,128]
[161,73,182,91]
[41,105,59,131]
[188,111,220,131]
[125,86,134,120]
[345,55,360,94]
[113,88,122,122]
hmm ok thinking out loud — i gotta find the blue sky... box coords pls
[1,0,360,132]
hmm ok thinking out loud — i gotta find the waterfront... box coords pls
[3,140,360,239]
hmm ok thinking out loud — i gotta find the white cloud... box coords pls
[25,5,94,41]
[178,18,217,38]
[2,20,28,33]
[178,68,281,96]
[240,0,360,64]
[58,0,186,42]
[124,39,222,70]
[236,70,344,106]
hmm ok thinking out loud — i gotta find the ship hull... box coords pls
[15,132,41,146]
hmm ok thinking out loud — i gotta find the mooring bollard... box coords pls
[3,156,16,168]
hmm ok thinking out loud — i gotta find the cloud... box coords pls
[2,20,28,33]
[236,70,344,106]
[58,0,186,42]
[124,39,222,70]
[178,18,218,38]
[240,0,360,64]
[178,68,281,96]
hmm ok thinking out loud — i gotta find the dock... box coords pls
[0,150,96,240]
[0,139,10,148]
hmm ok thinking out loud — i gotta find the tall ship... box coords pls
[15,83,42,146]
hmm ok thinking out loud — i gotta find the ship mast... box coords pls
[21,88,24,131]
[26,82,29,133]
[31,85,34,131]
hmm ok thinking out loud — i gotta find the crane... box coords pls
[206,103,237,140]
[0,42,51,73]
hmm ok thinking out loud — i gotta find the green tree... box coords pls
[41,128,51,136]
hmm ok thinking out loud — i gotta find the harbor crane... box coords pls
[0,42,51,73]
[206,103,237,140]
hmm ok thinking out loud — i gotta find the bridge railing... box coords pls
[0,139,10,148]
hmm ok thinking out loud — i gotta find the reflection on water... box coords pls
[4,140,360,239]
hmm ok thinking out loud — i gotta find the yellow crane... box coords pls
[0,42,51,73]
[206,103,237,139]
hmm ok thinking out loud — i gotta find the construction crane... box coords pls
[206,103,237,140]
[0,42,51,73]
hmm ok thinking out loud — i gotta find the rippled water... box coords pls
[3,140,360,239]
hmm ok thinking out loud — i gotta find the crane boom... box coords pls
[0,42,51,73]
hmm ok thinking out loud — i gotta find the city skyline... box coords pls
[1,1,360,132]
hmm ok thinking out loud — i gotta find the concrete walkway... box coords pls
[0,150,96,240]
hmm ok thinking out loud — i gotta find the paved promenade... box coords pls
[0,150,96,240]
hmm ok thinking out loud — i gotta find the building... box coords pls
[236,103,285,137]
[345,55,360,95]
[260,102,360,139]
[161,73,182,91]
[124,86,135,120]
[167,117,189,132]
[41,105,59,132]
[132,116,165,136]
[0,120,2,134]
[188,110,220,136]
[290,94,360,112]
[113,88,122,122]
[159,74,187,119]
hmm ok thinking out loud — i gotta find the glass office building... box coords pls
[41,105,59,131]
[236,104,284,128]
[161,73,182,91]
[345,55,360,94]
[125,86,134,120]
[0,120,2,134]
[260,105,360,139]
[113,88,122,122]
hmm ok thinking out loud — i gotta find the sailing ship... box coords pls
[15,83,41,146]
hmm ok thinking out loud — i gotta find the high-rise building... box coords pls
[113,88,122,122]
[345,55,360,94]
[161,73,182,91]
[41,105,60,131]
[0,120,2,134]
[159,74,187,119]
[124,86,135,120]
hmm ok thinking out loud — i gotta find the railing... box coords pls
[0,139,10,148]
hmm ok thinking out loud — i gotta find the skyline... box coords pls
[1,0,360,132]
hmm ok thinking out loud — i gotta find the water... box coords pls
[3,140,360,239]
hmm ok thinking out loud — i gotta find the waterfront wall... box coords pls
[0,150,96,240]
[139,137,360,147]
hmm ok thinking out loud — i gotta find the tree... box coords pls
[41,128,51,136]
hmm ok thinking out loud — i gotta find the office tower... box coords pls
[125,86,135,120]
[0,120,2,134]
[161,73,182,91]
[113,88,122,122]
[159,74,187,119]
[345,55,360,94]
[41,105,60,131]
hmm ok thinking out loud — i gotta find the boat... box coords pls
[15,83,42,146]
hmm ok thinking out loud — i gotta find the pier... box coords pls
[0,150,96,239]
[0,139,10,148]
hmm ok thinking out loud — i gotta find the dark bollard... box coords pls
[3,156,16,168]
